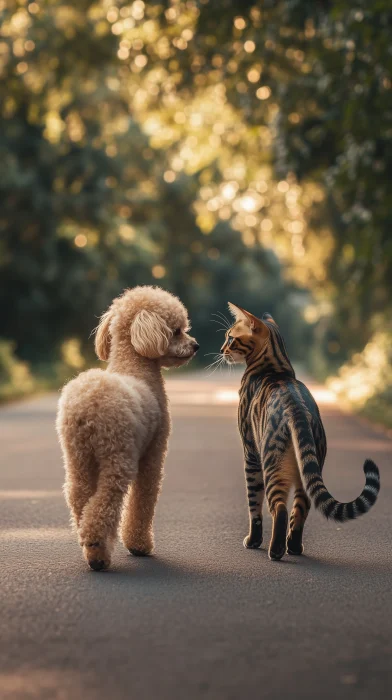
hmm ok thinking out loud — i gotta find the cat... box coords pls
[219,303,380,561]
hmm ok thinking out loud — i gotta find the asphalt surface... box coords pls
[1,370,391,700]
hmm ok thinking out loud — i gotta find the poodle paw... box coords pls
[83,542,111,572]
[123,532,154,557]
[129,547,153,557]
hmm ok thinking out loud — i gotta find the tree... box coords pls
[0,1,303,373]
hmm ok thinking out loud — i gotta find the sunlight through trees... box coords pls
[1,1,391,421]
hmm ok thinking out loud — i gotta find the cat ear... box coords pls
[262,312,278,326]
[228,302,267,335]
[228,302,250,323]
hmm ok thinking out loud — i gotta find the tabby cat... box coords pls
[220,303,380,561]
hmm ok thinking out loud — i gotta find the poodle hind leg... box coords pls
[63,454,98,531]
[121,439,165,557]
[79,454,135,571]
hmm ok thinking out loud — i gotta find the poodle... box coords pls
[56,286,199,571]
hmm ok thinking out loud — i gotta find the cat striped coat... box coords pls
[221,303,380,561]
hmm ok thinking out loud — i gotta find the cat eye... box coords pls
[174,328,181,336]
[227,336,235,346]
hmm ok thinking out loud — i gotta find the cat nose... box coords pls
[192,342,200,352]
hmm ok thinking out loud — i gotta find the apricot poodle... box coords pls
[56,286,199,571]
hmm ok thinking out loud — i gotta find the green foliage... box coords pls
[132,0,392,418]
[328,329,392,429]
[0,341,36,401]
[0,0,305,381]
[0,1,391,423]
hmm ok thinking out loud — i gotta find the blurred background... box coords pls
[0,0,391,426]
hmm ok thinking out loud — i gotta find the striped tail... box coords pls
[291,423,380,522]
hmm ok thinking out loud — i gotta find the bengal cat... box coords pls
[220,303,380,561]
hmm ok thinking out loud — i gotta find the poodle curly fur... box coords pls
[56,286,198,571]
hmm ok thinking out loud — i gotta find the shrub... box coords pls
[0,341,36,402]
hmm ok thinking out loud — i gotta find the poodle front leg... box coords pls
[79,456,132,571]
[121,438,166,557]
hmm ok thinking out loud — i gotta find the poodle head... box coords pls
[95,286,199,368]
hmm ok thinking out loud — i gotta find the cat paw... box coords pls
[243,535,263,549]
[268,509,288,561]
[243,517,263,549]
[268,544,286,561]
[287,529,304,555]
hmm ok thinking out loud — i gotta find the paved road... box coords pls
[1,370,391,700]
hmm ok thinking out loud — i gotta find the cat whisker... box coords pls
[207,358,226,375]
[210,324,228,334]
[204,353,221,365]
[213,311,231,328]
[210,319,229,331]
[211,313,230,329]
[205,353,226,374]
[205,357,223,370]
[214,310,230,322]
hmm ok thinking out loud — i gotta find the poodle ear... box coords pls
[130,310,171,359]
[94,309,113,361]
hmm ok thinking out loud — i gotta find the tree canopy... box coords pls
[1,1,391,397]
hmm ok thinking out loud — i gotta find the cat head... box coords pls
[220,303,294,376]
[220,303,270,363]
